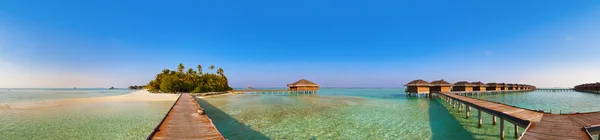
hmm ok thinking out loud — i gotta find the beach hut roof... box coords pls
[498,83,507,87]
[454,81,474,86]
[471,81,487,87]
[487,82,499,86]
[431,79,453,86]
[404,79,432,86]
[287,79,319,87]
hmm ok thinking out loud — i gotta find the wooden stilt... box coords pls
[500,117,505,140]
[493,116,497,125]
[458,103,462,112]
[466,106,470,119]
[514,123,518,138]
[478,110,482,128]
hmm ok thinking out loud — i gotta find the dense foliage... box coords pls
[128,85,145,89]
[146,63,232,93]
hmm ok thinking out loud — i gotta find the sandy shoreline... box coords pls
[2,90,180,110]
[68,90,179,102]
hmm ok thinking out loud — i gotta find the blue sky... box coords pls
[1,0,600,88]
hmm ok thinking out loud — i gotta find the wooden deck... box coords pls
[231,89,317,94]
[440,92,544,127]
[148,93,224,140]
[439,92,600,140]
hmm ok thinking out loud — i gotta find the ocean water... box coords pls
[0,88,131,104]
[197,88,540,140]
[0,89,174,140]
[473,90,600,113]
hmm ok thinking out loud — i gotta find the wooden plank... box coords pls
[149,93,224,140]
[438,92,600,140]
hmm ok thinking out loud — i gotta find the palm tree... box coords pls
[217,68,224,76]
[187,68,196,76]
[178,63,185,73]
[162,69,171,75]
[197,64,203,75]
[209,65,215,72]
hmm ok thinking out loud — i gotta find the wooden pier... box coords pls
[439,92,600,140]
[147,93,224,140]
[535,88,575,92]
[230,89,318,94]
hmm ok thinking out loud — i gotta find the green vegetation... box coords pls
[146,63,233,93]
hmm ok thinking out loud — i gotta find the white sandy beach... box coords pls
[2,90,179,110]
[68,90,179,102]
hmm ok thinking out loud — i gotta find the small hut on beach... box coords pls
[287,79,319,91]
[471,82,487,92]
[486,83,501,91]
[430,79,453,93]
[452,81,474,92]
[404,79,432,95]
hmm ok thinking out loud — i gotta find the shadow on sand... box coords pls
[427,97,476,140]
[195,98,270,140]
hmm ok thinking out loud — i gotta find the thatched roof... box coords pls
[498,83,507,87]
[287,79,319,87]
[454,81,474,87]
[471,81,487,87]
[487,83,500,86]
[431,79,453,86]
[404,79,432,86]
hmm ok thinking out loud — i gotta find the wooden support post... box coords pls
[452,100,456,108]
[458,103,462,112]
[514,123,518,138]
[466,106,470,119]
[478,110,482,128]
[493,115,497,125]
[500,117,505,140]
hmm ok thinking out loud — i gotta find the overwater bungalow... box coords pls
[486,83,501,91]
[430,79,453,93]
[287,79,319,91]
[471,81,487,92]
[452,81,474,92]
[506,84,514,90]
[404,79,432,95]
[499,83,508,91]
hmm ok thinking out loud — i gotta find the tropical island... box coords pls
[145,63,233,93]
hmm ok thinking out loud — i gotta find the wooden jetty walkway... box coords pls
[439,92,600,140]
[535,88,575,92]
[230,89,317,94]
[147,93,224,140]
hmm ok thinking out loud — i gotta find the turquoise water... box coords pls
[474,90,600,113]
[3,88,599,139]
[0,89,174,139]
[0,88,132,104]
[198,88,534,140]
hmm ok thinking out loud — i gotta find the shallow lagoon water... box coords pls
[2,88,599,139]
[198,88,532,140]
[474,90,600,113]
[0,89,174,140]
